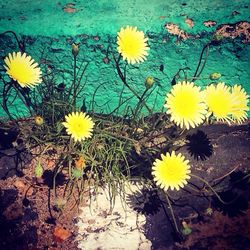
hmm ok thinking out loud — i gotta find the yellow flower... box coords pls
[4,52,42,88]
[117,26,149,64]
[164,81,207,129]
[62,112,94,142]
[204,82,235,123]
[231,85,249,124]
[152,151,191,191]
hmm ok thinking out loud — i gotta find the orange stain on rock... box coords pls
[53,226,71,242]
[63,7,76,13]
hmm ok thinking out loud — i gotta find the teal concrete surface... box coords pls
[0,0,249,118]
[0,0,249,36]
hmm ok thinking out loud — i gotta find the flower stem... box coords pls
[2,30,25,52]
[72,55,77,110]
[165,192,179,233]
[190,173,233,205]
[113,53,152,113]
[11,82,33,116]
[192,43,209,81]
[133,88,149,121]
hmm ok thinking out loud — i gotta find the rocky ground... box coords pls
[0,120,249,250]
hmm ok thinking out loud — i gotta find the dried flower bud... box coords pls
[75,155,86,170]
[206,207,213,215]
[72,42,80,57]
[145,76,154,89]
[55,197,67,210]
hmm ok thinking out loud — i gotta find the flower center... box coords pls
[174,90,197,117]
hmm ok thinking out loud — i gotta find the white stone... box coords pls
[77,185,152,250]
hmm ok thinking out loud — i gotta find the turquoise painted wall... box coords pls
[0,0,249,118]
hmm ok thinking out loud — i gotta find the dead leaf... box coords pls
[135,128,143,134]
[53,226,71,242]
[134,142,141,155]
[47,159,55,168]
[75,155,86,170]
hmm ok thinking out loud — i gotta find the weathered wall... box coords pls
[0,0,249,118]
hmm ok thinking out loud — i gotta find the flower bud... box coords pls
[181,221,192,235]
[213,34,223,41]
[209,72,221,80]
[35,116,44,126]
[145,76,154,89]
[72,42,80,57]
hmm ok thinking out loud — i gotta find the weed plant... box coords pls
[0,29,249,240]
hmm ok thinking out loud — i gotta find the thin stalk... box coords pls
[1,30,25,52]
[11,83,33,116]
[113,53,151,113]
[2,82,14,119]
[75,62,89,91]
[97,128,136,143]
[196,45,210,78]
[165,192,179,233]
[133,88,149,120]
[72,55,77,109]
[192,44,209,81]
[190,173,235,205]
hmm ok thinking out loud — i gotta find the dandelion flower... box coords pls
[62,112,94,142]
[152,151,191,191]
[117,26,149,64]
[4,52,42,88]
[204,82,235,123]
[164,81,207,129]
[231,85,249,124]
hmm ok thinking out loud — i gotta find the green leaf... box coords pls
[71,168,82,178]
[35,161,43,178]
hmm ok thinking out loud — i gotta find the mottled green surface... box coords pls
[0,0,249,118]
[0,0,249,36]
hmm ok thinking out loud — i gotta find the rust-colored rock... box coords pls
[53,226,71,242]
[14,179,26,190]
